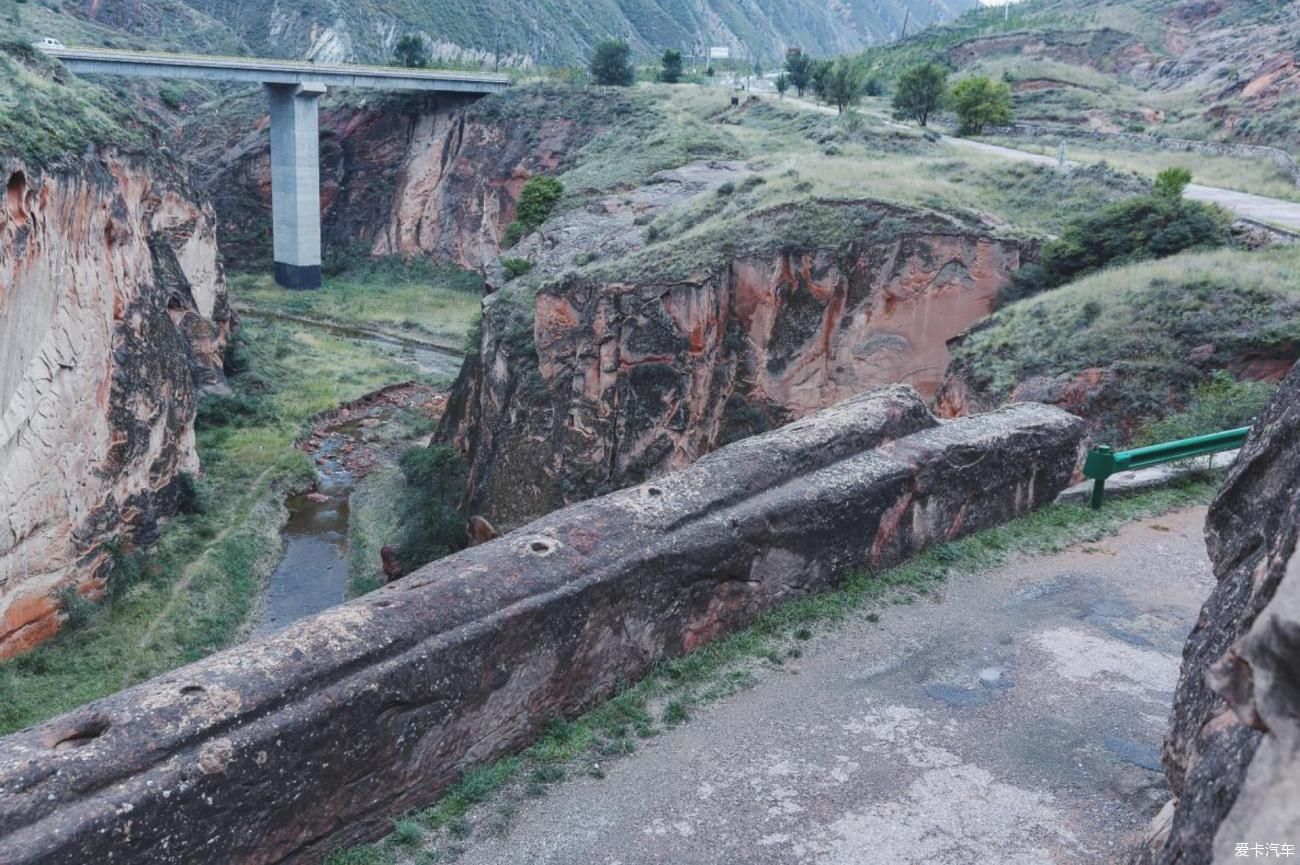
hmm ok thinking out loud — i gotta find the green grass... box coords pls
[324,479,1218,865]
[0,317,427,735]
[229,259,483,349]
[948,246,1300,443]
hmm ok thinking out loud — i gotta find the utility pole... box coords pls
[900,8,910,40]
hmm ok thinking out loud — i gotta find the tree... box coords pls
[808,59,832,103]
[393,34,428,69]
[822,57,869,114]
[948,75,1013,136]
[1154,166,1193,198]
[775,73,789,98]
[784,53,811,97]
[590,39,634,87]
[892,62,948,127]
[659,48,683,84]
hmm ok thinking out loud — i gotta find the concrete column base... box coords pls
[274,261,323,290]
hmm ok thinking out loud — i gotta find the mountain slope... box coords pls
[18,0,974,65]
[862,0,1300,151]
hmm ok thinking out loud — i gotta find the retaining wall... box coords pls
[0,386,1084,865]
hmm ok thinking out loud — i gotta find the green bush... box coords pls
[501,258,534,280]
[1005,194,1233,303]
[892,62,948,127]
[1154,166,1194,198]
[515,175,564,230]
[1135,372,1276,446]
[501,221,525,248]
[393,445,468,570]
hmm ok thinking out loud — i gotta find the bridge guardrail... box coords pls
[1082,427,1251,509]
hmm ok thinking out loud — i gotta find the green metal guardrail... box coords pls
[1082,427,1251,509]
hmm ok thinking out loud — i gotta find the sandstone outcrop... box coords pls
[1133,360,1300,864]
[440,189,1032,529]
[0,387,1083,865]
[0,153,231,658]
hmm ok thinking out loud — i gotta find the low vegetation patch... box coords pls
[324,480,1220,865]
[229,258,482,349]
[950,246,1300,444]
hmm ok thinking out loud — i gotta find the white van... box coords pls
[35,37,66,52]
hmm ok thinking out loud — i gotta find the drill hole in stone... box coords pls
[530,540,551,553]
[373,599,394,608]
[179,685,206,697]
[48,716,111,751]
[525,537,559,556]
[646,486,663,497]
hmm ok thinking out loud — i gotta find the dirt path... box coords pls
[452,507,1214,865]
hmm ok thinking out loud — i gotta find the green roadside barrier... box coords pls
[1082,427,1251,509]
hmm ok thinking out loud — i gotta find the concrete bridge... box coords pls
[46,47,510,289]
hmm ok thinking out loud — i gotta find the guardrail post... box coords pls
[1083,445,1116,510]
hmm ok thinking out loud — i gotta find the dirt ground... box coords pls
[451,507,1214,865]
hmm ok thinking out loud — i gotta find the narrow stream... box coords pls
[248,323,460,636]
[250,426,358,637]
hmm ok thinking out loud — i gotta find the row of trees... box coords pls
[892,62,1013,135]
[774,54,880,114]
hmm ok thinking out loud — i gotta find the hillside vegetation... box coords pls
[942,246,1300,443]
[861,0,1300,152]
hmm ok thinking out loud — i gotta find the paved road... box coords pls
[769,94,1300,233]
[452,508,1214,865]
[954,138,1300,232]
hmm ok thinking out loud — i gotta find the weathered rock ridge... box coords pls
[0,387,1083,865]
[1132,360,1300,864]
[440,190,1031,529]
[0,154,231,658]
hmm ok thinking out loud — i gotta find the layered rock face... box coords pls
[0,155,231,658]
[189,87,617,270]
[441,196,1030,529]
[1134,360,1300,864]
[0,387,1082,865]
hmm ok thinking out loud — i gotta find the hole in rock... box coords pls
[646,486,663,497]
[180,685,206,696]
[49,716,111,751]
[530,540,551,553]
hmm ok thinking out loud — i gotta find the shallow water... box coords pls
[250,431,356,636]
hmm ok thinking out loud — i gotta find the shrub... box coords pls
[501,258,534,280]
[58,586,100,631]
[590,39,634,87]
[948,75,1013,136]
[175,471,204,515]
[393,444,467,571]
[393,34,428,69]
[893,62,948,127]
[501,221,525,248]
[1154,166,1194,199]
[1135,372,1276,446]
[659,49,683,84]
[515,175,564,231]
[1005,194,1233,302]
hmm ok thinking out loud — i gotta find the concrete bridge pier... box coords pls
[266,81,326,290]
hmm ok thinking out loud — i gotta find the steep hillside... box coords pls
[14,0,973,66]
[863,0,1300,151]
[936,247,1300,443]
[0,42,231,658]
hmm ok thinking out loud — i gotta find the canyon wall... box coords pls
[440,194,1032,529]
[0,154,231,658]
[0,387,1083,865]
[188,86,622,270]
[1134,360,1300,865]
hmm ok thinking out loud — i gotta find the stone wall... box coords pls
[983,123,1300,188]
[0,387,1083,865]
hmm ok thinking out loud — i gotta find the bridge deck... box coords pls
[43,46,510,93]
